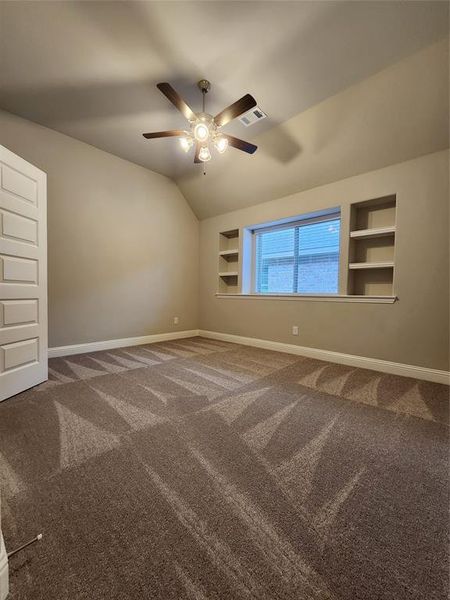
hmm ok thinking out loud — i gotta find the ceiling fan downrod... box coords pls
[198,79,210,174]
[198,79,211,113]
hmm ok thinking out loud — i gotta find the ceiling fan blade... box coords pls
[222,134,257,154]
[214,94,257,128]
[194,143,201,163]
[142,130,185,139]
[157,82,196,122]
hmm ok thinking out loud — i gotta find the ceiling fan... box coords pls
[142,79,258,165]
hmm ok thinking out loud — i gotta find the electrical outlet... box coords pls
[292,325,299,336]
[173,316,179,325]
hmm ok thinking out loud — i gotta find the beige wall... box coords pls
[0,109,199,347]
[1,114,448,371]
[179,39,449,219]
[199,151,449,371]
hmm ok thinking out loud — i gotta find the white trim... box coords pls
[248,206,340,232]
[0,533,8,600]
[215,293,397,304]
[198,330,449,385]
[349,261,394,270]
[47,328,449,385]
[350,226,396,239]
[48,330,200,358]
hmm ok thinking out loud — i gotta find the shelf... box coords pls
[350,226,395,239]
[215,293,397,303]
[348,196,396,297]
[220,229,239,239]
[349,262,394,270]
[218,228,240,294]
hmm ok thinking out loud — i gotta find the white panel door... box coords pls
[0,145,47,401]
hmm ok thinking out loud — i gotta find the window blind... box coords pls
[254,216,340,294]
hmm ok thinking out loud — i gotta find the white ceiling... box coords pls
[0,1,448,216]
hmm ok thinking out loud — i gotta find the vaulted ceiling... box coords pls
[0,1,448,218]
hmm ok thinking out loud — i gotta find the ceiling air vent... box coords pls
[239,106,267,127]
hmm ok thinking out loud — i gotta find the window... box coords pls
[254,213,341,295]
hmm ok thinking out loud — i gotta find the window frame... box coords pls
[251,210,341,296]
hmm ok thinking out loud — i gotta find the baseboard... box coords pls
[48,328,449,384]
[198,330,449,385]
[48,330,200,358]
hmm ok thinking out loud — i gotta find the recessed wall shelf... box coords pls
[218,229,240,294]
[350,226,396,239]
[349,261,394,270]
[220,229,239,239]
[348,195,396,296]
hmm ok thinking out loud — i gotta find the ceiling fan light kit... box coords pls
[214,134,228,154]
[179,135,194,152]
[198,146,211,162]
[143,80,258,168]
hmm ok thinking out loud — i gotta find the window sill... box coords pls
[215,293,397,304]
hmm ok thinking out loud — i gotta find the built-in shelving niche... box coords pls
[218,229,240,294]
[348,195,396,296]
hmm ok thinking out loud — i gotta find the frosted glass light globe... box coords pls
[179,136,193,152]
[198,146,211,162]
[215,136,228,154]
[194,122,209,142]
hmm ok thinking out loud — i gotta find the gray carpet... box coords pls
[0,337,448,599]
